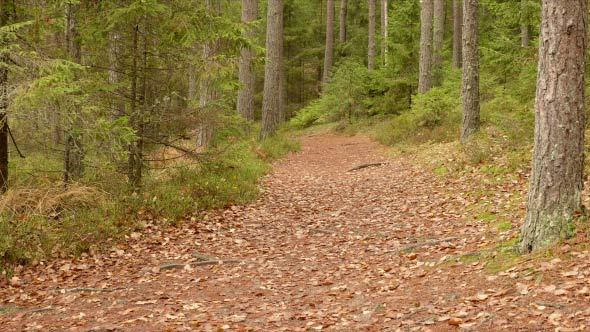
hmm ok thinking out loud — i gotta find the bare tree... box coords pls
[260,0,284,139]
[237,0,258,120]
[432,0,444,85]
[520,0,587,253]
[339,0,348,43]
[323,0,335,85]
[368,0,376,70]
[452,0,462,68]
[460,0,479,143]
[380,0,388,66]
[418,0,434,93]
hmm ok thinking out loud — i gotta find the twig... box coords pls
[387,237,459,254]
[159,259,242,271]
[57,287,127,293]
[348,163,386,172]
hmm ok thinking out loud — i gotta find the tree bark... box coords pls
[520,0,587,253]
[64,2,84,183]
[0,3,10,193]
[418,0,434,93]
[460,0,479,143]
[128,24,142,190]
[108,30,125,118]
[452,0,462,68]
[521,0,530,47]
[339,0,348,43]
[432,0,444,86]
[237,0,258,120]
[380,0,388,66]
[368,0,376,70]
[322,0,335,84]
[260,0,284,139]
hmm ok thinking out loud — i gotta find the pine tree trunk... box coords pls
[519,0,587,253]
[197,0,220,147]
[108,30,124,118]
[460,0,479,143]
[432,0,444,86]
[0,5,9,193]
[368,0,376,70]
[521,0,530,47]
[418,0,434,93]
[237,0,258,120]
[128,24,142,190]
[260,0,284,139]
[322,0,335,84]
[380,0,388,66]
[339,0,348,43]
[452,0,462,68]
[64,3,84,183]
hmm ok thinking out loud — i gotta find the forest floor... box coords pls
[2,134,590,331]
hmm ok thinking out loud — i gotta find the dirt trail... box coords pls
[1,134,589,331]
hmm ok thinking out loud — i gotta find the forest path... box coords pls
[1,134,588,331]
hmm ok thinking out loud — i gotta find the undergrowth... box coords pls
[0,127,299,273]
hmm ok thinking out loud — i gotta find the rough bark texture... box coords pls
[260,0,283,139]
[197,0,220,147]
[127,24,142,190]
[521,0,530,47]
[322,0,335,85]
[0,3,9,193]
[380,0,388,66]
[460,0,479,143]
[452,0,462,68]
[432,0,444,86]
[367,0,376,70]
[64,3,84,183]
[237,0,258,120]
[519,0,587,253]
[418,0,434,93]
[339,0,348,43]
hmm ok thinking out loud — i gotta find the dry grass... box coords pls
[0,183,105,217]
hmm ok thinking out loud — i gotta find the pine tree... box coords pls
[460,0,479,143]
[418,0,434,93]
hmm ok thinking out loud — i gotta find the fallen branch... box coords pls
[387,237,458,254]
[27,307,55,315]
[159,259,242,271]
[348,163,386,172]
[58,287,127,293]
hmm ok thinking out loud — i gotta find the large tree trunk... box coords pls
[64,2,84,183]
[322,0,335,84]
[380,0,388,66]
[339,0,348,43]
[452,0,462,68]
[237,0,258,120]
[519,0,587,253]
[368,0,376,70]
[520,0,530,47]
[260,0,284,139]
[460,0,479,143]
[418,0,434,93]
[432,0,444,86]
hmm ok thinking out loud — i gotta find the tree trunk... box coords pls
[197,0,220,147]
[519,0,587,253]
[237,0,258,120]
[0,4,9,194]
[108,30,124,118]
[432,0,444,86]
[521,0,530,47]
[368,0,376,70]
[64,2,84,183]
[380,0,388,66]
[260,0,284,139]
[128,24,142,190]
[418,0,434,93]
[460,0,479,143]
[322,0,335,85]
[452,0,462,68]
[339,0,348,43]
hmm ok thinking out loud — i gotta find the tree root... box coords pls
[387,237,459,254]
[348,163,386,172]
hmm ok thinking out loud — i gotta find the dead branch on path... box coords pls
[347,162,386,172]
[387,237,459,254]
[159,259,243,271]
